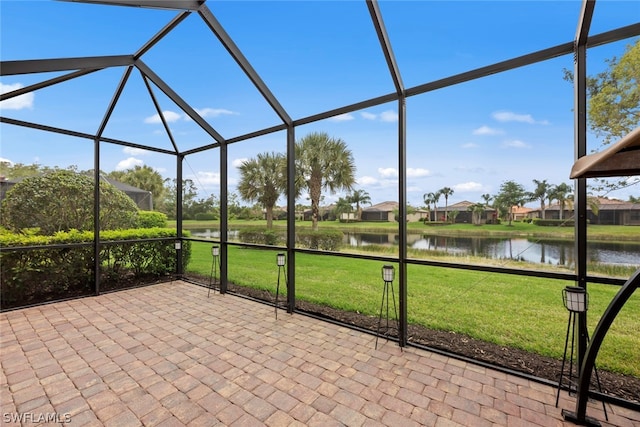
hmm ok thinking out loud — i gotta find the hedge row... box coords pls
[237,227,343,250]
[533,218,575,227]
[0,228,190,309]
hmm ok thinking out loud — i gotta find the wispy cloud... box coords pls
[144,110,182,124]
[462,142,479,148]
[195,108,238,118]
[0,83,34,110]
[454,181,485,192]
[492,110,549,125]
[378,167,398,178]
[361,110,398,122]
[123,147,149,156]
[116,157,144,170]
[472,125,503,136]
[502,139,531,149]
[328,113,355,122]
[196,171,221,185]
[407,168,430,178]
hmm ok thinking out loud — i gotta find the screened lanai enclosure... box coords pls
[1,0,639,423]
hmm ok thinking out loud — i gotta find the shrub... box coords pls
[137,211,168,228]
[533,218,575,227]
[238,227,285,245]
[0,170,138,234]
[0,228,190,309]
[195,212,217,221]
[296,229,343,250]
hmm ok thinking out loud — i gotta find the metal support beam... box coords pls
[220,141,229,294]
[141,73,180,153]
[366,0,404,95]
[62,0,204,11]
[176,156,184,277]
[0,55,134,76]
[397,96,407,347]
[0,69,101,102]
[93,138,101,296]
[197,4,292,126]
[135,59,225,146]
[573,0,594,374]
[286,127,296,314]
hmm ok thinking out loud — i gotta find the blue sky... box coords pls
[1,0,639,209]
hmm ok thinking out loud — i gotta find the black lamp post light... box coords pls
[556,286,607,421]
[275,253,287,319]
[376,264,398,349]
[208,245,220,297]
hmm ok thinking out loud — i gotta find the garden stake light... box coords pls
[376,264,398,349]
[208,245,220,297]
[556,286,607,420]
[275,253,286,319]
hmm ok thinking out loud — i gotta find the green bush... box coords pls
[0,228,190,309]
[137,211,168,228]
[195,212,217,221]
[238,227,285,245]
[296,229,343,250]
[533,218,575,227]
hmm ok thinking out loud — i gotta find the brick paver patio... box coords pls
[1,281,638,426]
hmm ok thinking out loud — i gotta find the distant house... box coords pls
[0,175,153,211]
[360,201,429,222]
[510,205,535,221]
[427,200,497,224]
[541,197,640,225]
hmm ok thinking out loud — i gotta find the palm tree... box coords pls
[431,191,442,221]
[439,187,454,222]
[237,152,286,229]
[422,193,434,221]
[532,179,551,220]
[295,132,356,231]
[550,183,573,220]
[349,189,371,221]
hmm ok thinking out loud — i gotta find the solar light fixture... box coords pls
[382,264,395,282]
[562,286,588,313]
[376,264,398,349]
[275,253,287,318]
[208,245,220,297]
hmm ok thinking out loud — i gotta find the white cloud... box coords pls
[328,113,355,122]
[144,110,182,124]
[357,176,379,185]
[454,182,484,192]
[502,139,531,149]
[0,83,34,110]
[472,125,503,135]
[123,147,149,156]
[492,110,549,125]
[0,157,14,165]
[196,108,238,118]
[360,110,398,123]
[232,158,248,168]
[462,142,479,148]
[407,168,430,178]
[377,167,398,178]
[116,157,144,170]
[380,110,398,122]
[196,171,221,185]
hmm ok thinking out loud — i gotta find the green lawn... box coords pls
[186,242,640,377]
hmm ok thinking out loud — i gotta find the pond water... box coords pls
[189,229,640,267]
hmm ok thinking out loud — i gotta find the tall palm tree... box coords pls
[431,191,442,221]
[237,152,286,229]
[532,179,551,220]
[349,189,371,221]
[295,132,356,231]
[422,193,434,221]
[439,187,454,222]
[550,183,573,220]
